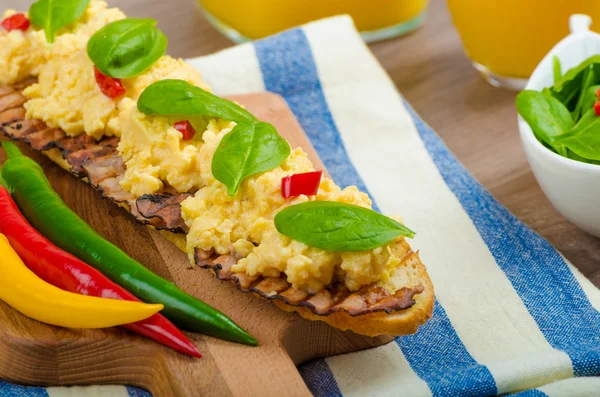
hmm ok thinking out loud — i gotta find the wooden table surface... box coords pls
[3,0,599,288]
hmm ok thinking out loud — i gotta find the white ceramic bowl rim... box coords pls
[519,14,600,173]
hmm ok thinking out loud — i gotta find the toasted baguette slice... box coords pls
[0,80,434,337]
[195,243,434,337]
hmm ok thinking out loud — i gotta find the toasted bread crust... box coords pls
[274,252,434,336]
[1,81,434,337]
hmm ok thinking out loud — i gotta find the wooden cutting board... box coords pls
[0,92,394,397]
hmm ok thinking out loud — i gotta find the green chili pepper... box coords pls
[1,141,257,346]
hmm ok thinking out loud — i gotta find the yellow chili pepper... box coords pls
[0,234,163,328]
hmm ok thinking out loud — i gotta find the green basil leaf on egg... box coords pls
[137,79,257,124]
[212,121,290,196]
[29,0,90,43]
[87,18,167,79]
[137,79,289,196]
[274,201,415,252]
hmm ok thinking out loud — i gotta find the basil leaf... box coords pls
[212,121,290,196]
[87,18,167,79]
[516,90,573,156]
[138,79,256,124]
[274,201,415,252]
[138,79,287,193]
[555,109,600,160]
[553,55,562,84]
[29,0,90,43]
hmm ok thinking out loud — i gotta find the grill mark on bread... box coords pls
[195,249,422,317]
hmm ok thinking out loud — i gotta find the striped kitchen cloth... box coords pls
[1,15,599,397]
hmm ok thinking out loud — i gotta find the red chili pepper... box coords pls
[281,170,322,198]
[594,101,600,116]
[596,88,600,100]
[174,120,196,140]
[0,186,201,358]
[1,13,30,32]
[94,66,126,98]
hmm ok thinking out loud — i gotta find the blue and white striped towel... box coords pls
[1,15,599,397]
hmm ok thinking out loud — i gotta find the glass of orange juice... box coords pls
[197,0,430,43]
[447,0,600,89]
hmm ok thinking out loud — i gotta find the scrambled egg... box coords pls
[0,0,408,294]
[116,100,211,196]
[1,0,205,140]
[181,140,407,293]
[0,9,46,84]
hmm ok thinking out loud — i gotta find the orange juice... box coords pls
[447,0,600,81]
[199,0,429,42]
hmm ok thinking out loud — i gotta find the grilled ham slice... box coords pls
[0,80,434,336]
[195,247,423,317]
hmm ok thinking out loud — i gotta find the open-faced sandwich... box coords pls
[0,0,434,337]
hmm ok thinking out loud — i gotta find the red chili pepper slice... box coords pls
[94,66,126,98]
[594,101,600,116]
[281,170,322,198]
[1,13,30,32]
[174,120,197,140]
[0,186,201,358]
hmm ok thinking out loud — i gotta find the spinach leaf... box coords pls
[551,55,600,110]
[212,122,290,196]
[138,79,256,124]
[572,67,597,122]
[87,18,167,79]
[556,55,600,85]
[553,55,562,83]
[555,109,600,160]
[274,201,415,252]
[29,0,90,43]
[581,84,600,116]
[566,149,600,165]
[516,90,573,156]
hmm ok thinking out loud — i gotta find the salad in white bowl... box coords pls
[517,14,600,237]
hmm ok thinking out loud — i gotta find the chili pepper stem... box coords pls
[0,172,6,189]
[2,141,24,159]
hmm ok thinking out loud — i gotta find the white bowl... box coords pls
[518,14,600,237]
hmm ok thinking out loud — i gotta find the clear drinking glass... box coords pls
[447,0,600,90]
[197,0,430,43]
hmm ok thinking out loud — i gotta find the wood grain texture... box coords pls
[3,0,598,288]
[0,93,394,396]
